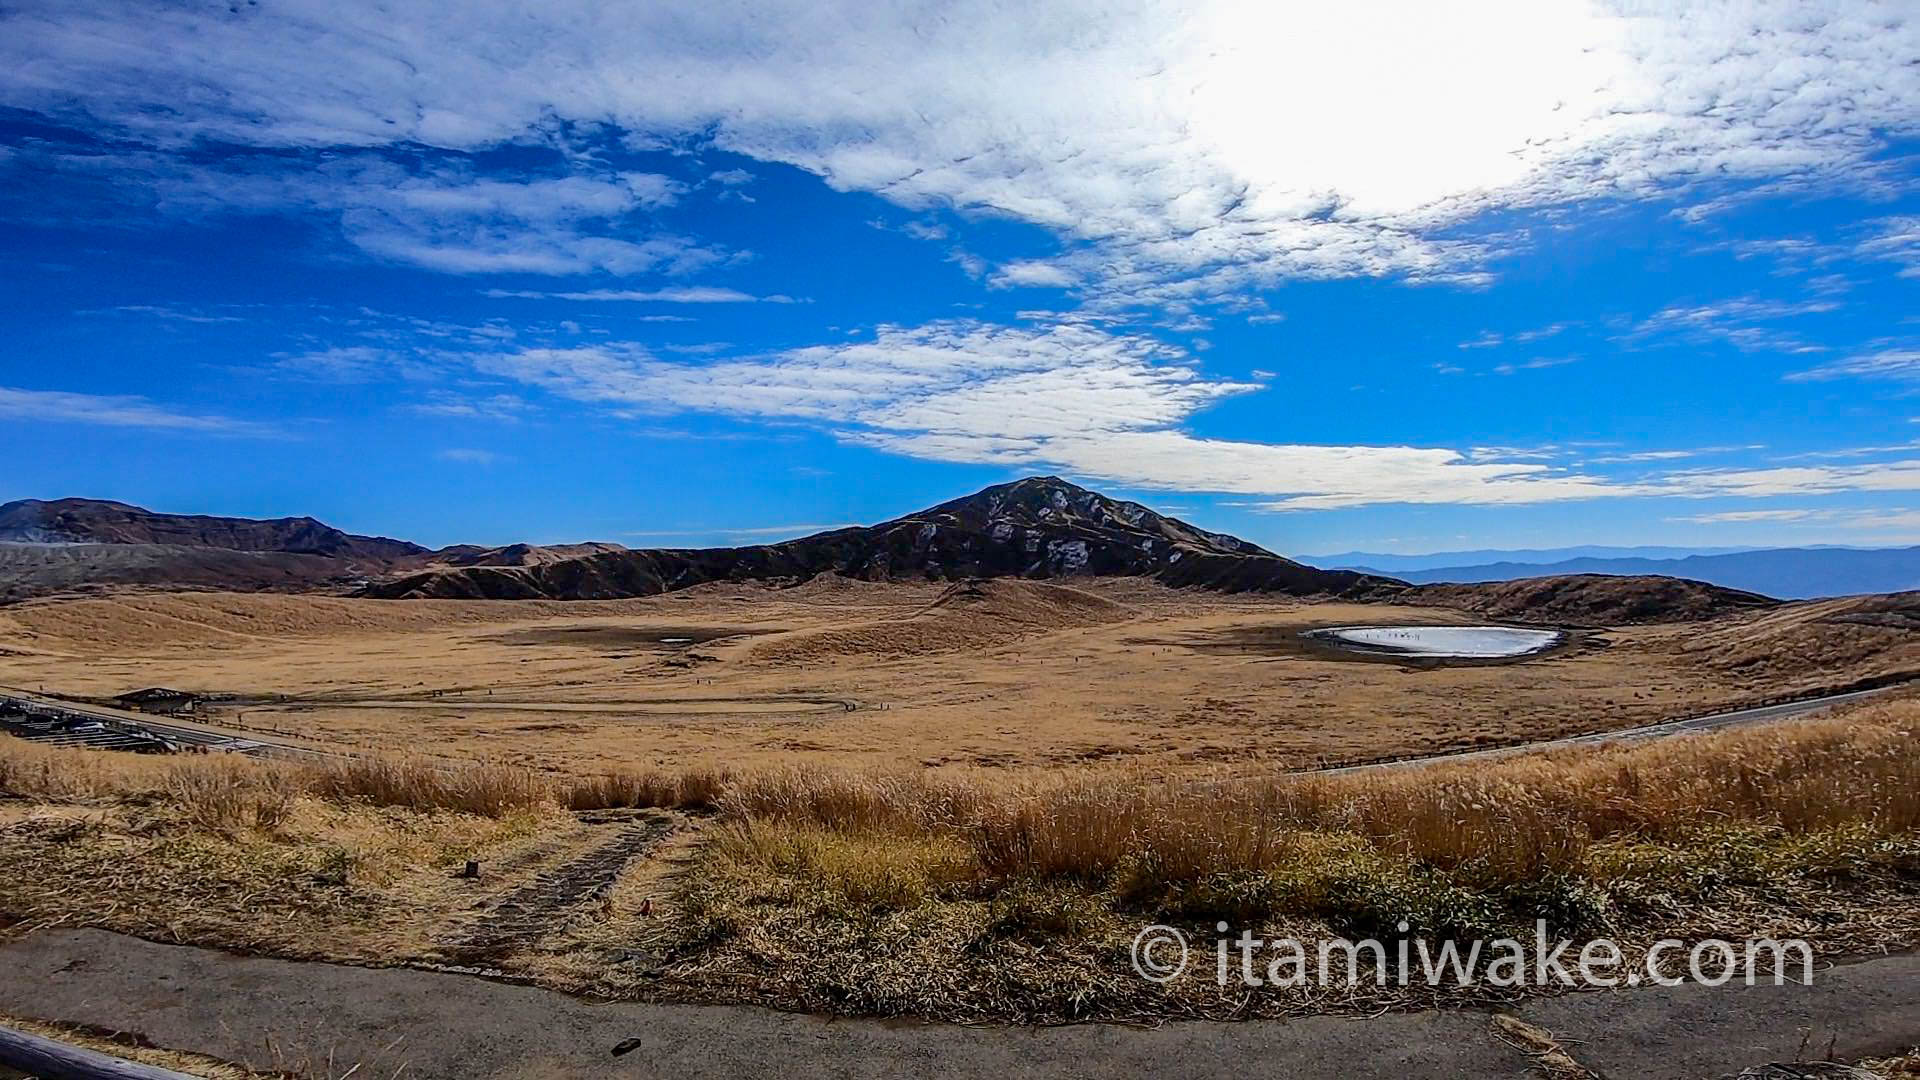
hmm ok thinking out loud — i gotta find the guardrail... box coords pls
[0,1023,201,1080]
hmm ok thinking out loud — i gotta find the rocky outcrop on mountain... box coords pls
[1411,573,1780,626]
[365,477,1399,601]
[0,498,425,560]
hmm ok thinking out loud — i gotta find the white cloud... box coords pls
[459,315,1920,510]
[1492,356,1577,375]
[3,1,1914,299]
[89,304,250,324]
[1855,216,1920,278]
[1671,508,1826,524]
[1463,322,1575,350]
[438,448,506,464]
[1788,348,1920,382]
[1656,460,1920,499]
[0,386,274,436]
[404,393,533,422]
[1670,506,1920,535]
[1625,295,1841,353]
[272,346,413,382]
[468,320,1649,509]
[900,221,950,242]
[483,287,797,303]
[1587,444,1762,464]
[988,260,1078,290]
[8,147,716,276]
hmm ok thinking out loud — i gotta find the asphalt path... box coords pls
[2,929,1915,1080]
[4,678,1909,774]
[1316,681,1906,776]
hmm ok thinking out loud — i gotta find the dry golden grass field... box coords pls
[2,693,1917,1023]
[0,577,1911,776]
[3,577,1917,1023]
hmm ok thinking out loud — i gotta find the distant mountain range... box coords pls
[1304,545,1762,574]
[1323,546,1920,600]
[0,481,1780,624]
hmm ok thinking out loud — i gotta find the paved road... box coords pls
[0,686,339,762]
[4,678,1909,777]
[1,929,1915,1079]
[1318,681,1908,776]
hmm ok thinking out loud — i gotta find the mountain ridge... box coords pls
[364,476,1396,601]
[0,497,426,561]
[1305,544,1762,574]
[0,480,1784,623]
[1359,545,1920,600]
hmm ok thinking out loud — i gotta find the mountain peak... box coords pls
[913,475,1271,560]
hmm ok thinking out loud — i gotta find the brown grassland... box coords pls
[0,580,1916,1022]
[0,579,1911,774]
[2,689,1917,1021]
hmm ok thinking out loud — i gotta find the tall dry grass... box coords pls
[720,707,1920,889]
[558,766,733,812]
[305,756,549,817]
[6,700,1916,892]
[0,738,556,826]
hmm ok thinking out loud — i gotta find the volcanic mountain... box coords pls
[0,481,1783,622]
[0,498,425,560]
[0,497,428,602]
[365,476,1397,601]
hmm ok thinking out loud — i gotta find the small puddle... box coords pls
[484,626,767,649]
[1304,625,1563,659]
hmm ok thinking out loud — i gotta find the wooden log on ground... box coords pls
[0,1023,201,1080]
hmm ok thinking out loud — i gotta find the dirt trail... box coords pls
[435,810,677,968]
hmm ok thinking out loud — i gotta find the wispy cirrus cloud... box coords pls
[483,287,798,303]
[1586,445,1764,465]
[0,386,275,436]
[1854,216,1920,278]
[404,393,535,423]
[1624,295,1841,354]
[1669,506,1920,537]
[1492,356,1577,376]
[1787,348,1920,383]
[438,448,507,465]
[1459,323,1573,350]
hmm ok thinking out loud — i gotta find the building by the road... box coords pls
[112,687,199,716]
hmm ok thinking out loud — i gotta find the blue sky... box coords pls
[1,2,1918,555]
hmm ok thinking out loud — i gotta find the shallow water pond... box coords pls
[1305,625,1563,659]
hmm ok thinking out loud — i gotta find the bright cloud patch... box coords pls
[472,321,1649,508]
[3,1,1915,298]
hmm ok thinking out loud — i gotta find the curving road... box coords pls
[1317,681,1910,776]
[4,680,1909,772]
